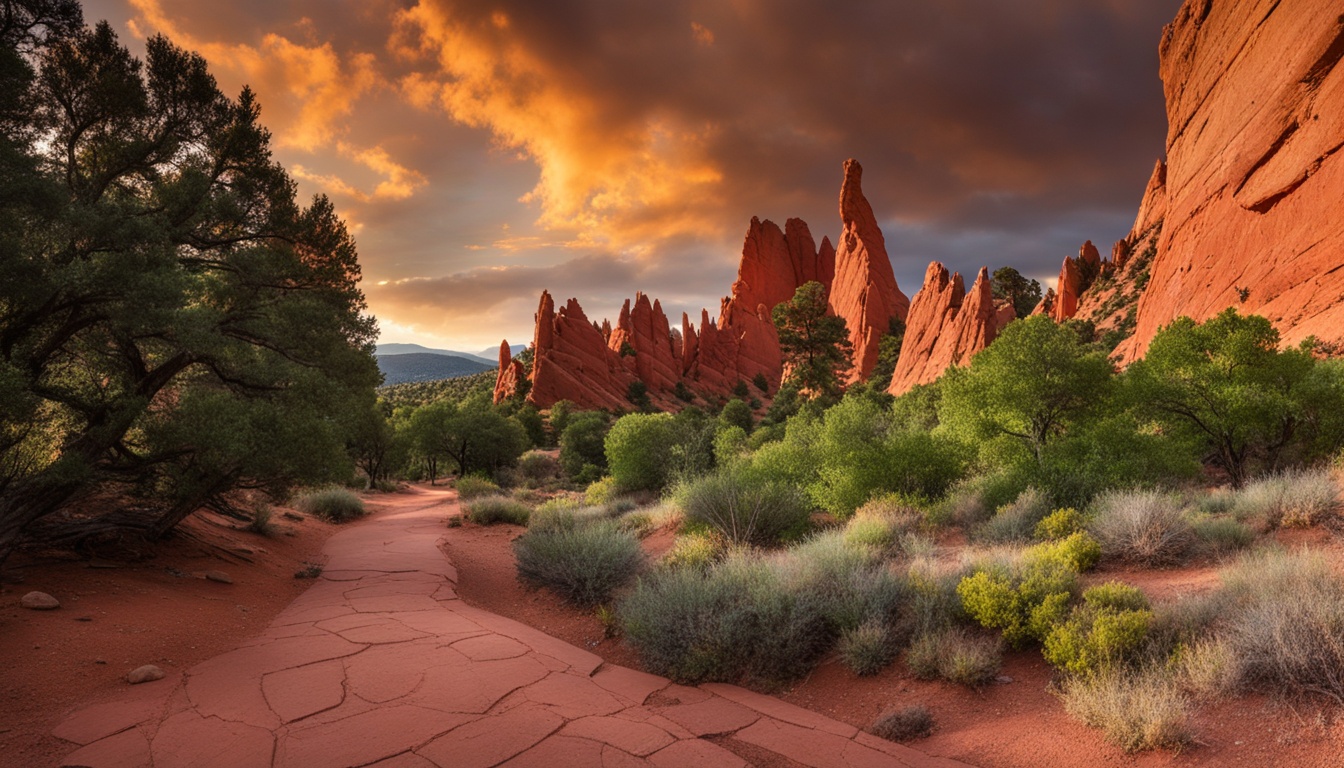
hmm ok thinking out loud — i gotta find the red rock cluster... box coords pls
[886,265,1008,396]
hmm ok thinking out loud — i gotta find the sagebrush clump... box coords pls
[513,520,644,606]
[1089,490,1193,566]
[463,495,531,526]
[295,488,365,523]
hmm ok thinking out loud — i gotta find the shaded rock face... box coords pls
[1112,0,1344,360]
[1049,240,1103,323]
[887,264,1000,395]
[829,159,909,380]
[492,341,526,403]
[526,291,635,412]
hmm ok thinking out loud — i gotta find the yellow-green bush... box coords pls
[584,476,619,506]
[1027,531,1101,573]
[661,530,725,571]
[1035,507,1086,540]
[456,475,500,500]
[956,560,1075,648]
[1044,605,1153,677]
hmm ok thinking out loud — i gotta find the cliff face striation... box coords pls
[1101,0,1344,360]
[887,264,1006,396]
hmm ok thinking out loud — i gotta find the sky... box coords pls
[82,0,1183,354]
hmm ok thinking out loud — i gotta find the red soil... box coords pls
[443,516,1344,768]
[0,504,342,766]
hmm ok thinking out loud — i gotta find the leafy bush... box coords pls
[1232,469,1340,528]
[463,495,531,526]
[674,466,811,547]
[1220,549,1344,701]
[295,488,366,523]
[456,475,501,500]
[606,413,678,492]
[517,451,561,485]
[1190,516,1255,557]
[906,628,1002,687]
[1035,507,1086,540]
[619,553,834,685]
[977,487,1052,543]
[559,412,610,479]
[957,546,1079,648]
[584,476,619,506]
[719,399,754,433]
[660,530,725,571]
[1059,668,1192,752]
[1027,532,1102,573]
[1089,490,1193,566]
[1043,584,1153,677]
[513,521,644,606]
[870,706,933,742]
[838,618,896,676]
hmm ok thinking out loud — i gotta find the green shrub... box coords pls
[295,488,366,523]
[513,521,644,606]
[713,426,749,467]
[977,487,1052,543]
[1026,532,1102,573]
[584,476,619,506]
[838,618,896,676]
[606,413,677,492]
[1233,469,1340,528]
[559,412,609,479]
[1220,549,1344,701]
[517,451,561,485]
[719,399,754,433]
[1043,584,1152,677]
[247,505,276,536]
[674,466,811,547]
[456,475,501,500]
[957,553,1078,648]
[619,553,834,685]
[660,530,725,571]
[843,497,922,553]
[1090,490,1193,566]
[1035,507,1086,540]
[869,705,933,742]
[463,495,531,526]
[1190,516,1255,557]
[906,628,1002,687]
[906,562,968,635]
[1059,668,1192,752]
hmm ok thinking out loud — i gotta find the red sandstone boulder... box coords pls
[829,159,909,380]
[491,341,526,404]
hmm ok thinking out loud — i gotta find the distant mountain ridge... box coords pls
[375,352,492,386]
[375,342,525,366]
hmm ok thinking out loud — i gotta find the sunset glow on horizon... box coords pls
[83,0,1182,352]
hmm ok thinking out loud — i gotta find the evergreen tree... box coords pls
[772,281,853,403]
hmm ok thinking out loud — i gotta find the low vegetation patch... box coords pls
[1059,668,1192,752]
[1090,490,1193,566]
[295,488,366,523]
[870,705,934,742]
[513,520,644,607]
[456,475,501,500]
[977,488,1052,543]
[674,465,811,546]
[838,618,896,676]
[463,495,531,526]
[1232,469,1340,528]
[906,628,1002,687]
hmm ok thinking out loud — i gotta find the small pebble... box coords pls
[995,676,1014,684]
[20,591,60,610]
[204,570,233,584]
[127,665,165,684]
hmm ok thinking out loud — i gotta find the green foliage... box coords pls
[1128,309,1344,485]
[906,628,1003,687]
[719,399,754,433]
[991,266,1042,320]
[843,498,922,553]
[1190,516,1256,556]
[957,543,1082,648]
[463,495,531,526]
[1036,507,1086,540]
[626,380,651,410]
[295,488,366,523]
[455,475,501,500]
[977,487,1052,543]
[869,316,907,392]
[584,476,619,506]
[606,413,676,492]
[0,18,382,556]
[712,426,748,467]
[1029,531,1102,573]
[772,281,853,403]
[660,530,725,571]
[513,519,644,606]
[1231,468,1340,528]
[517,451,560,485]
[409,396,529,479]
[839,618,896,676]
[674,464,812,546]
[752,372,770,393]
[558,411,610,479]
[377,371,495,410]
[673,381,695,402]
[1043,589,1153,677]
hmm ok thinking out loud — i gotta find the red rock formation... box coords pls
[607,293,681,393]
[526,291,634,412]
[993,298,1017,331]
[829,159,909,380]
[492,341,526,403]
[1114,1,1344,360]
[1049,241,1105,323]
[1130,160,1168,241]
[1031,289,1056,317]
[887,264,1000,395]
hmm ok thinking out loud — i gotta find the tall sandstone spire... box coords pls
[828,159,909,380]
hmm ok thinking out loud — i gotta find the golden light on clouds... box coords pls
[691,22,715,47]
[391,1,728,250]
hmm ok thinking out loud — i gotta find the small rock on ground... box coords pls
[127,665,165,684]
[204,570,233,584]
[21,591,60,610]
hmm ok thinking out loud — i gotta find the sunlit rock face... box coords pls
[1105,0,1344,361]
[887,264,1000,396]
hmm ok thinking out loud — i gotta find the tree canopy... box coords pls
[772,281,853,403]
[0,6,379,559]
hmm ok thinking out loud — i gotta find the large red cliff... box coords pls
[1109,0,1344,360]
[887,264,1002,395]
[829,159,910,380]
